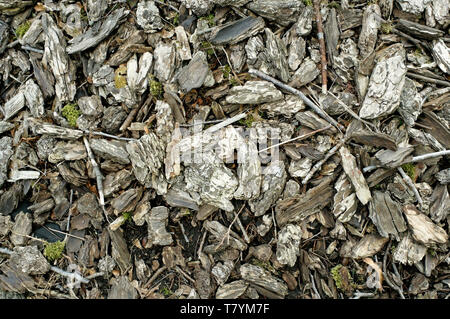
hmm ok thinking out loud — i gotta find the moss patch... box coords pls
[150,78,163,98]
[114,64,128,89]
[401,163,416,180]
[44,241,65,262]
[331,264,354,293]
[15,21,31,39]
[62,103,81,127]
[380,22,393,34]
[239,114,254,128]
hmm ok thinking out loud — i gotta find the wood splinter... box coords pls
[314,0,328,94]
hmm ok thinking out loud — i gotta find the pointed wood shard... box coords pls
[339,146,371,205]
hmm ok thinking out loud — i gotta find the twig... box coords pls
[179,119,226,127]
[196,229,207,259]
[311,84,377,130]
[397,167,423,206]
[391,28,429,52]
[313,0,328,94]
[216,204,246,250]
[411,150,450,162]
[406,72,450,87]
[0,247,12,255]
[363,149,450,172]
[154,0,180,13]
[65,189,74,242]
[351,291,375,299]
[43,226,85,241]
[234,210,250,244]
[83,130,137,142]
[0,246,90,287]
[302,139,347,185]
[175,266,196,284]
[85,272,105,280]
[259,125,332,153]
[50,265,90,285]
[383,241,405,299]
[221,47,243,85]
[119,108,138,132]
[204,112,247,134]
[178,221,189,243]
[144,266,167,289]
[309,272,321,299]
[83,137,105,207]
[21,45,44,54]
[271,208,277,239]
[248,69,343,131]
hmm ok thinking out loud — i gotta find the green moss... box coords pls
[380,22,393,34]
[150,79,163,98]
[328,1,341,9]
[122,211,132,222]
[303,0,313,6]
[114,64,127,89]
[250,258,279,276]
[173,13,179,26]
[200,14,215,27]
[15,21,31,39]
[44,241,65,262]
[160,286,173,297]
[331,264,354,291]
[239,114,254,128]
[222,65,231,79]
[62,103,81,127]
[201,41,214,57]
[401,163,416,180]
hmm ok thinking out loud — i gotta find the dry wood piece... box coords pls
[359,44,406,119]
[339,146,371,205]
[402,204,448,246]
[369,191,407,240]
[1,0,449,301]
[276,176,334,226]
[240,263,288,298]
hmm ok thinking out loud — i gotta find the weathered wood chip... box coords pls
[339,146,371,205]
[403,204,448,246]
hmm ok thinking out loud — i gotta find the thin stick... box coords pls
[178,221,189,243]
[119,108,138,132]
[175,266,195,284]
[271,208,277,239]
[65,189,74,242]
[21,45,44,54]
[44,226,86,241]
[154,0,179,13]
[397,167,423,206]
[205,112,247,134]
[180,119,227,127]
[382,241,405,299]
[363,149,450,172]
[234,210,250,244]
[311,83,377,130]
[259,125,332,153]
[83,136,105,207]
[50,266,90,284]
[352,291,375,299]
[216,204,245,250]
[144,266,167,289]
[302,139,347,185]
[313,0,328,94]
[83,130,137,142]
[406,72,450,87]
[222,47,242,85]
[248,69,343,131]
[309,272,321,299]
[196,229,207,259]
